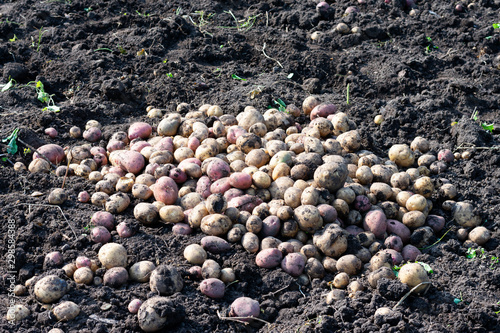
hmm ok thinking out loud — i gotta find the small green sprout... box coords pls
[32,26,47,52]
[9,34,17,42]
[493,23,500,29]
[84,7,93,12]
[416,261,434,274]
[231,74,247,81]
[471,109,495,133]
[23,147,31,156]
[490,256,499,269]
[27,80,61,112]
[454,292,464,305]
[0,77,17,92]
[163,58,168,63]
[175,7,182,15]
[425,36,438,54]
[135,10,151,17]
[466,247,485,259]
[2,128,20,155]
[166,73,173,78]
[346,83,350,105]
[273,98,288,113]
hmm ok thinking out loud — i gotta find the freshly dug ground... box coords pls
[1,0,499,332]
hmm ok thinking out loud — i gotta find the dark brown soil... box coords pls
[1,0,499,332]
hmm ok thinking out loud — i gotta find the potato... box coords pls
[98,243,128,269]
[241,232,260,253]
[197,278,225,299]
[105,192,130,214]
[390,172,411,190]
[33,143,65,165]
[336,254,362,276]
[370,182,392,202]
[355,166,373,185]
[367,267,395,289]
[410,136,430,153]
[453,202,481,227]
[405,194,427,212]
[246,215,263,234]
[102,267,129,288]
[398,263,430,294]
[256,248,283,268]
[386,219,411,243]
[336,130,361,153]
[294,205,323,233]
[333,272,350,289]
[200,236,231,254]
[468,226,491,245]
[426,215,445,233]
[228,194,263,213]
[137,296,185,332]
[108,150,145,175]
[313,223,347,258]
[184,244,207,264]
[268,176,295,200]
[153,176,178,205]
[314,162,348,193]
[73,267,94,284]
[410,226,434,248]
[90,226,111,244]
[6,304,30,322]
[369,250,392,271]
[281,252,306,277]
[402,211,426,229]
[229,297,260,322]
[129,261,155,282]
[34,275,68,303]
[52,301,80,322]
[150,265,183,295]
[200,214,232,236]
[413,176,434,198]
[363,210,387,239]
[439,183,457,200]
[401,245,421,261]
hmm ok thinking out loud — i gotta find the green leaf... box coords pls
[1,79,14,92]
[231,74,247,81]
[2,128,19,155]
[481,122,494,133]
[466,248,477,259]
[43,105,61,112]
[493,23,500,29]
[417,261,434,274]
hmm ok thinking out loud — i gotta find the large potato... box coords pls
[453,202,481,227]
[34,275,68,303]
[388,144,415,167]
[153,176,179,205]
[137,297,185,332]
[98,243,128,269]
[109,150,145,174]
[313,162,348,193]
[313,223,348,258]
[398,263,430,294]
[294,205,323,233]
[200,214,232,236]
[34,144,65,164]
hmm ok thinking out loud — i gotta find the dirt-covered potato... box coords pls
[314,162,348,193]
[369,251,392,271]
[370,182,393,202]
[452,202,481,227]
[34,275,68,303]
[98,243,128,269]
[256,248,283,268]
[294,205,323,233]
[402,211,426,228]
[52,301,80,322]
[150,265,183,296]
[184,244,207,264]
[367,267,395,288]
[336,130,361,153]
[129,261,156,282]
[201,236,231,254]
[402,245,422,262]
[388,144,415,167]
[410,137,430,153]
[134,203,158,225]
[355,166,373,185]
[73,267,94,284]
[390,172,411,190]
[468,226,491,245]
[398,263,430,294]
[137,296,185,332]
[200,214,232,236]
[336,254,362,276]
[333,272,350,289]
[200,278,225,299]
[103,267,129,288]
[132,183,153,200]
[200,259,221,279]
[439,183,457,200]
[413,176,434,198]
[313,223,347,258]
[305,257,325,279]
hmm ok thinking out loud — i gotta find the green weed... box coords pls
[471,109,495,133]
[2,128,20,155]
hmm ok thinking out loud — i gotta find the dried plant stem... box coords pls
[15,203,77,238]
[393,282,431,310]
[17,137,57,169]
[261,43,283,68]
[216,310,272,326]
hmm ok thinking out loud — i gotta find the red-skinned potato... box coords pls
[154,177,179,205]
[229,172,252,189]
[281,252,306,277]
[256,248,283,268]
[129,122,152,140]
[363,210,387,239]
[109,150,145,174]
[34,144,65,165]
[310,103,337,120]
[200,278,225,299]
[229,297,260,322]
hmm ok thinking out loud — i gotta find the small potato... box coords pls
[129,261,156,282]
[398,263,430,294]
[184,244,207,264]
[453,202,481,227]
[402,211,426,229]
[103,267,129,288]
[137,296,184,332]
[413,176,434,198]
[105,192,131,214]
[405,194,427,212]
[305,257,325,279]
[159,205,184,223]
[370,182,393,202]
[150,265,183,296]
[336,254,362,276]
[91,226,111,244]
[439,183,457,200]
[98,243,128,269]
[74,267,94,284]
[388,144,415,167]
[401,245,422,262]
[132,183,153,200]
[468,226,491,246]
[333,272,350,289]
[52,301,80,321]
[313,223,347,258]
[200,214,232,236]
[390,172,411,190]
[367,267,395,289]
[134,203,159,225]
[356,166,373,185]
[200,278,225,299]
[252,171,272,189]
[281,252,306,277]
[336,130,361,153]
[314,162,348,193]
[256,248,283,268]
[242,232,260,253]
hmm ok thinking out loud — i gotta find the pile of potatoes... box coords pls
[23,96,490,311]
